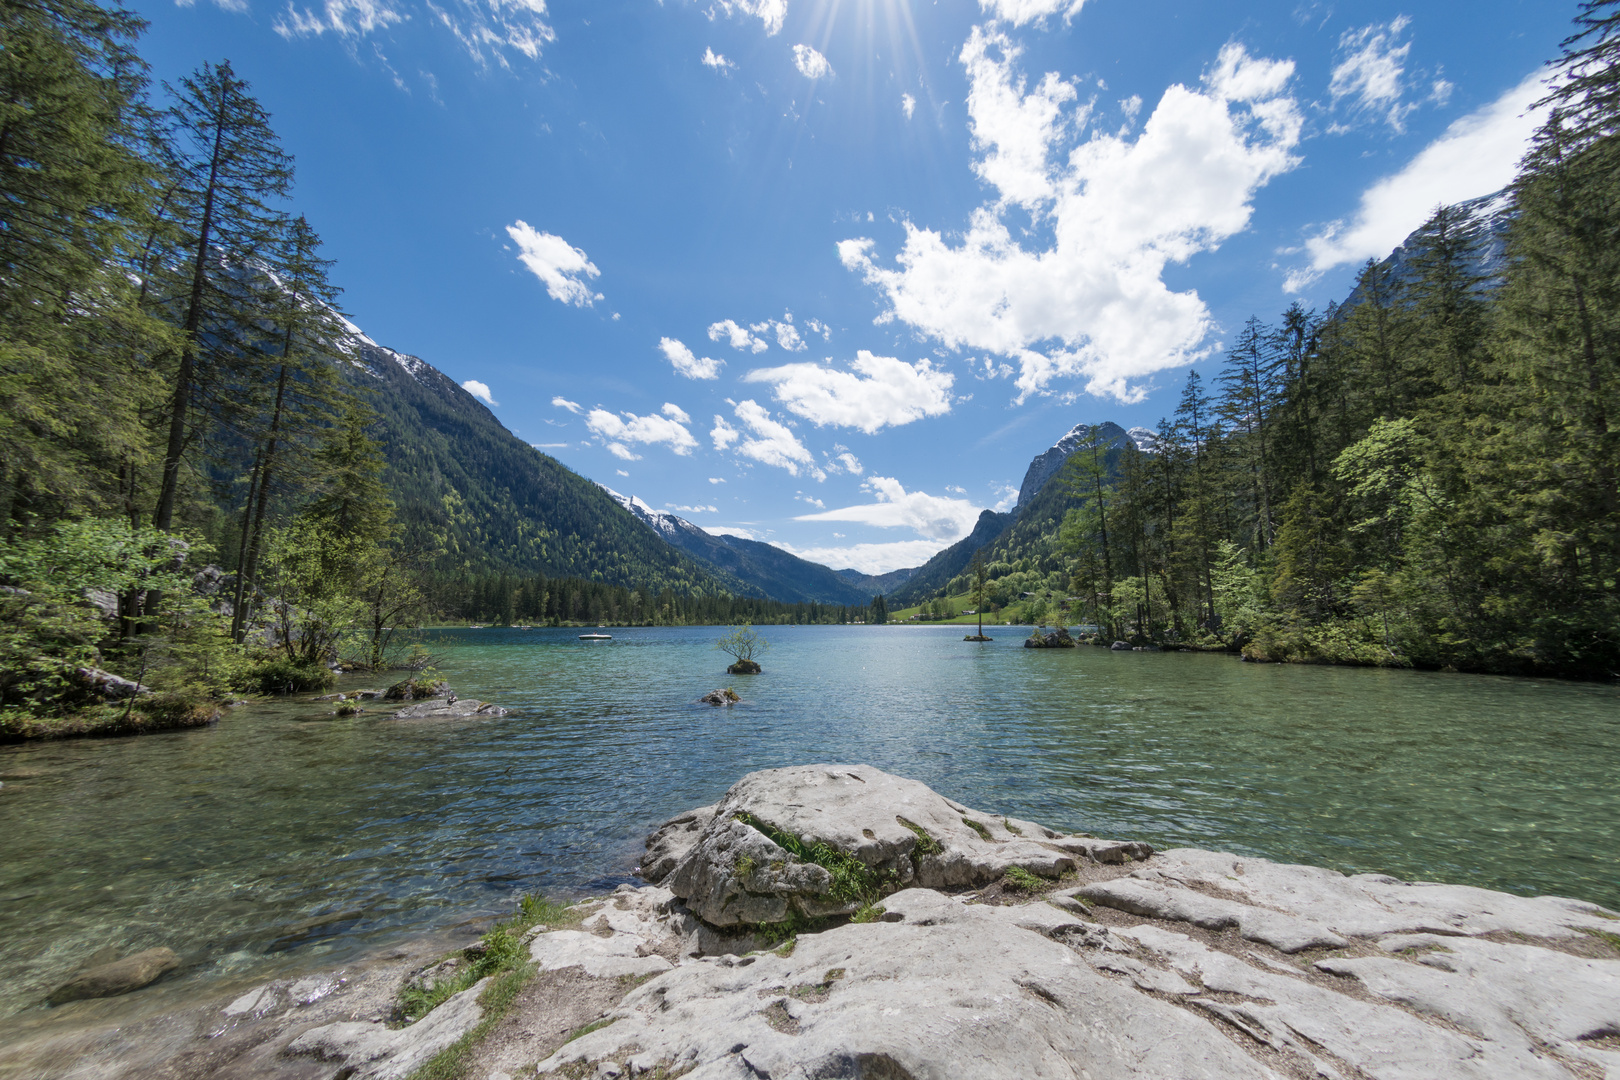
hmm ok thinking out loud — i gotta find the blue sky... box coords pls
[137,0,1567,573]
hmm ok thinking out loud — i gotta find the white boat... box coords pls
[578,633,612,641]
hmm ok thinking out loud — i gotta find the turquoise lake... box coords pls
[1,624,1616,1024]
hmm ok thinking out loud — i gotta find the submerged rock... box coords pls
[1023,628,1076,648]
[698,688,739,706]
[47,947,179,1005]
[390,698,508,720]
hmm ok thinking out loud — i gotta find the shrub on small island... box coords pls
[244,657,335,695]
[716,623,768,675]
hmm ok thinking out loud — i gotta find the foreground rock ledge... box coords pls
[11,765,1619,1080]
[538,764,1620,1080]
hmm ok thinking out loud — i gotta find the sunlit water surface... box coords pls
[2,625,1616,1026]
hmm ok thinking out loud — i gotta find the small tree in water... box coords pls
[715,623,769,673]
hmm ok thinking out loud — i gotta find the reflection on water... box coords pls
[1,625,1616,1023]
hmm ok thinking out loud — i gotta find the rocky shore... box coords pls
[8,765,1618,1080]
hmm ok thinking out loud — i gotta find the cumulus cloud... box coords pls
[1329,17,1415,131]
[825,447,864,475]
[659,337,724,380]
[793,44,833,79]
[794,476,981,540]
[977,0,1087,26]
[506,222,602,306]
[668,503,719,513]
[744,352,954,433]
[714,0,786,35]
[1294,71,1546,286]
[702,47,734,71]
[839,31,1301,402]
[902,92,917,119]
[461,379,498,406]
[772,320,806,351]
[273,0,403,40]
[774,539,951,576]
[709,319,770,353]
[552,396,583,414]
[586,405,698,458]
[708,476,726,484]
[714,400,823,478]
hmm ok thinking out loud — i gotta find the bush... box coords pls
[383,676,446,700]
[244,656,335,695]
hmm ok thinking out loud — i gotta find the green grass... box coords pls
[401,892,581,1023]
[895,817,942,856]
[850,903,886,924]
[961,817,992,841]
[404,961,533,1080]
[1578,927,1620,954]
[734,812,895,906]
[1001,818,1023,836]
[1003,866,1046,892]
[562,1017,618,1044]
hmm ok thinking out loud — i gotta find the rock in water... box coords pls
[698,688,739,706]
[390,699,507,720]
[47,947,180,1005]
[726,659,761,675]
[661,764,1112,927]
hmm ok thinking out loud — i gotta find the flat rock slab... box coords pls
[47,947,179,1005]
[285,976,490,1080]
[538,888,1281,1080]
[390,698,508,720]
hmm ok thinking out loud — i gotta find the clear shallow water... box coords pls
[1,624,1617,1023]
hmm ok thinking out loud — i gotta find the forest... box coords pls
[933,4,1618,679]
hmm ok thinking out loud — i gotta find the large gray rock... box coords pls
[640,804,718,884]
[662,765,1101,927]
[47,947,179,1004]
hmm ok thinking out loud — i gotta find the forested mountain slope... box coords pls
[601,490,874,605]
[345,339,728,594]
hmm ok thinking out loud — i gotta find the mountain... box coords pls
[601,489,876,606]
[1013,421,1137,509]
[886,509,1017,606]
[1342,188,1515,311]
[341,336,727,594]
[836,566,917,594]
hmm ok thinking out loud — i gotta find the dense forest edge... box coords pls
[1,1,1617,741]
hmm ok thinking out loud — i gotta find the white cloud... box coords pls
[991,483,1019,511]
[717,400,823,478]
[616,469,630,476]
[424,0,555,67]
[1295,71,1546,284]
[709,319,770,352]
[796,494,826,510]
[586,406,698,457]
[833,451,863,475]
[714,0,786,35]
[744,351,954,433]
[773,321,806,351]
[552,396,583,414]
[708,476,726,484]
[702,47,734,71]
[839,33,1301,402]
[705,524,760,540]
[711,415,740,451]
[806,318,831,340]
[506,222,602,306]
[273,0,403,40]
[668,503,719,513]
[793,44,832,79]
[1329,17,1415,131]
[461,379,498,406]
[902,92,917,119]
[795,476,981,540]
[774,538,951,576]
[977,0,1086,27]
[658,337,724,380]
[534,442,568,449]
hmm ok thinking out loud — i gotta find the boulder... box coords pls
[390,698,507,720]
[72,666,149,700]
[47,947,179,1005]
[285,977,490,1080]
[383,678,448,701]
[698,688,739,706]
[1110,639,1131,650]
[726,659,761,675]
[640,804,718,883]
[661,765,1086,927]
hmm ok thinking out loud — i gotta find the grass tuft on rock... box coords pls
[1002,866,1045,892]
[400,892,579,1023]
[733,812,895,906]
[1578,926,1620,954]
[895,817,942,856]
[403,961,532,1080]
[961,817,992,841]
